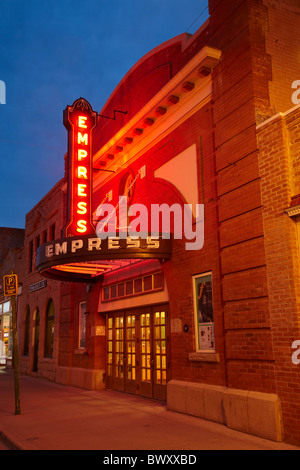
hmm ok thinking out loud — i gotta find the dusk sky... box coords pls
[0,0,209,229]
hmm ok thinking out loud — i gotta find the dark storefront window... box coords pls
[79,302,86,349]
[44,299,55,357]
[0,300,12,361]
[23,306,30,356]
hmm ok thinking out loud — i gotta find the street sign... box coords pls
[3,274,18,296]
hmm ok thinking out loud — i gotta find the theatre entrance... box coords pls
[106,305,169,401]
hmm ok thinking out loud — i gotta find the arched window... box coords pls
[23,306,30,356]
[33,308,40,372]
[44,299,55,358]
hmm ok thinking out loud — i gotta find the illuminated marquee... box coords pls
[36,97,173,282]
[63,98,97,236]
[37,234,172,282]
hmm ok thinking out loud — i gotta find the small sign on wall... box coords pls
[199,323,215,351]
[3,274,18,296]
[29,279,47,293]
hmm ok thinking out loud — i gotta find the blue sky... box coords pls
[0,0,209,229]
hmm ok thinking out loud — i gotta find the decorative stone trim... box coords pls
[74,348,87,355]
[285,204,300,218]
[188,352,220,363]
[55,366,105,391]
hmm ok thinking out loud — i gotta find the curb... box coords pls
[0,430,27,451]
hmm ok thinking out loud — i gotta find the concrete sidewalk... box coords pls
[0,369,299,451]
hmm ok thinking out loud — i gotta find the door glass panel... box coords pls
[141,313,151,382]
[115,316,124,378]
[107,317,113,376]
[154,311,167,384]
[126,315,136,380]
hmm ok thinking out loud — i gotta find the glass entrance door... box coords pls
[125,314,136,394]
[106,305,169,401]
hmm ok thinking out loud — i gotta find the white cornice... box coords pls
[285,205,300,217]
[93,46,221,191]
[257,103,300,132]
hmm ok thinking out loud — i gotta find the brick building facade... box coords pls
[257,105,300,444]
[2,0,300,445]
[0,228,24,362]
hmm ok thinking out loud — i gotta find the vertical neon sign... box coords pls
[63,98,97,236]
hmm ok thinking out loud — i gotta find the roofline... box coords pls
[26,177,65,218]
[99,22,210,115]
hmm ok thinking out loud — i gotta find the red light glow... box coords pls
[63,99,97,236]
[54,259,137,277]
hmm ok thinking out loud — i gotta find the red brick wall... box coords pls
[0,228,24,265]
[18,179,67,379]
[263,0,300,114]
[208,0,275,392]
[94,100,226,385]
[93,103,227,386]
[258,108,300,445]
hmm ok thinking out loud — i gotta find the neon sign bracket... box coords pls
[98,109,128,120]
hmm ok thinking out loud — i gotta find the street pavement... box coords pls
[0,438,11,450]
[0,368,299,452]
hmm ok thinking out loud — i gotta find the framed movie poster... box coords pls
[194,273,215,351]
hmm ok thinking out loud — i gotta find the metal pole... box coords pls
[11,294,21,415]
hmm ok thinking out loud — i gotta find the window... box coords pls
[111,285,117,299]
[28,240,33,272]
[193,273,215,351]
[118,283,125,297]
[3,301,10,313]
[0,301,12,358]
[33,308,40,372]
[49,223,55,241]
[154,273,164,290]
[102,272,164,302]
[79,302,87,349]
[44,299,55,357]
[126,280,133,296]
[23,307,30,356]
[144,275,152,291]
[34,235,40,270]
[42,229,47,244]
[119,171,135,203]
[134,278,143,293]
[103,287,110,301]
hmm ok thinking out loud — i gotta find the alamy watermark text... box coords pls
[96,197,205,251]
[0,80,6,104]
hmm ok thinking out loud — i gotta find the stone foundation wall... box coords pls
[167,380,283,442]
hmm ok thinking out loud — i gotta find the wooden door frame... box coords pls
[105,303,170,400]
